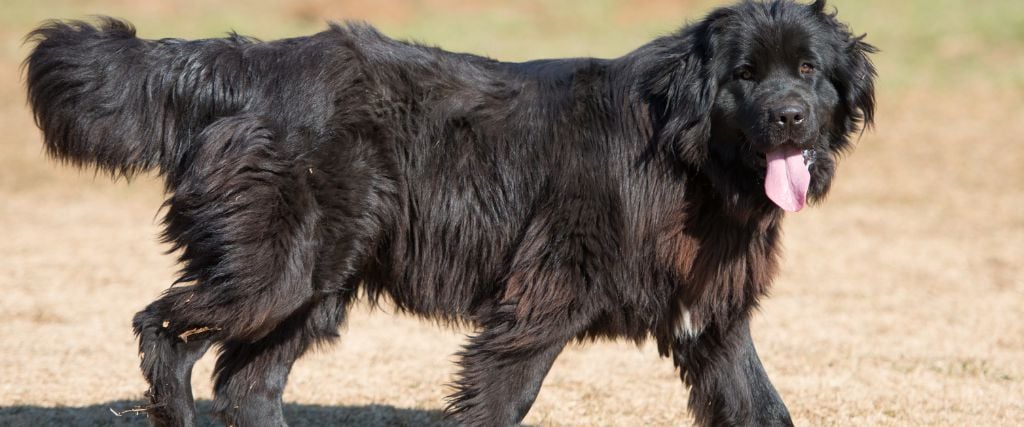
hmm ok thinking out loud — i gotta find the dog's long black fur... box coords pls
[25,0,875,425]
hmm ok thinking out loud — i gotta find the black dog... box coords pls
[25,0,874,425]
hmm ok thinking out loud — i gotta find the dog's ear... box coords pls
[810,0,828,14]
[639,9,730,167]
[841,35,878,131]
[815,6,877,134]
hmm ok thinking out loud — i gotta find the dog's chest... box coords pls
[656,217,781,339]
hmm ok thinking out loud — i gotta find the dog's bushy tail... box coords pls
[25,18,254,178]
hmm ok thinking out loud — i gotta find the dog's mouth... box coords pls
[763,144,814,212]
[739,135,817,212]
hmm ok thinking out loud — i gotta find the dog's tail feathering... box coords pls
[25,18,253,178]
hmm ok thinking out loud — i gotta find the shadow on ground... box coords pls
[0,400,450,426]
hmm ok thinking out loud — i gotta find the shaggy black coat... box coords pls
[25,0,875,425]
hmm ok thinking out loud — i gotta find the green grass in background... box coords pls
[837,0,1024,90]
[3,0,1023,93]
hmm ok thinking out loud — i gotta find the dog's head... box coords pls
[643,0,876,213]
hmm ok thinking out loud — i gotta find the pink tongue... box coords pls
[764,146,811,212]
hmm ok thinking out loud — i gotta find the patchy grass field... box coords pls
[1,0,1021,425]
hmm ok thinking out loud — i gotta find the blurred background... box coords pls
[0,0,1021,425]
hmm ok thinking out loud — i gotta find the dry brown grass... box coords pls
[1,1,1022,426]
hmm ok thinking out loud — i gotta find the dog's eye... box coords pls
[800,63,815,75]
[734,66,754,81]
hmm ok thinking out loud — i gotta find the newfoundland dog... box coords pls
[25,0,875,425]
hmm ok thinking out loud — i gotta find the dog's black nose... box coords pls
[772,105,806,130]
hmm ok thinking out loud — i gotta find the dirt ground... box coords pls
[1,1,1022,426]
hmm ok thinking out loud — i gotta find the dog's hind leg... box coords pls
[133,294,214,427]
[211,290,354,426]
[133,116,323,426]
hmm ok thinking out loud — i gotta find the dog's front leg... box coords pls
[447,322,569,427]
[672,316,793,427]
